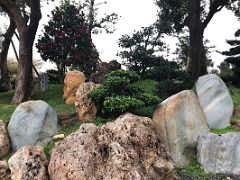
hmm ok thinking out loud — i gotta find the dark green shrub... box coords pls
[157,77,193,99]
[89,70,159,117]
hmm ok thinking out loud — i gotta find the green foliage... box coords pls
[103,96,144,114]
[136,93,160,106]
[91,117,113,127]
[89,70,159,117]
[36,1,99,79]
[157,78,193,99]
[118,26,165,76]
[231,87,240,108]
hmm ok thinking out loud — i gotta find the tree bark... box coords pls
[0,18,15,92]
[0,0,42,104]
[187,0,207,82]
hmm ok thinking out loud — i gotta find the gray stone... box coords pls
[197,132,240,175]
[8,100,58,150]
[48,113,177,180]
[8,146,49,180]
[195,74,234,129]
[153,90,209,168]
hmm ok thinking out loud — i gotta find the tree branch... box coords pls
[202,0,229,28]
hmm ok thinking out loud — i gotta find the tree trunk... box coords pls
[187,0,207,82]
[12,30,34,104]
[0,18,15,92]
[9,0,42,104]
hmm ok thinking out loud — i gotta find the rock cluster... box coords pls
[153,90,209,167]
[89,60,121,83]
[8,100,58,150]
[49,113,177,180]
[63,71,85,104]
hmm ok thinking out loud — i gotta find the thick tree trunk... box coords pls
[188,27,207,81]
[12,31,34,104]
[187,0,207,82]
[0,18,15,92]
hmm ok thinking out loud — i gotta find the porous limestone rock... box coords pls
[8,146,49,180]
[195,74,233,129]
[0,120,10,157]
[48,113,177,180]
[153,90,209,168]
[198,132,240,175]
[63,71,85,104]
[8,100,58,150]
[0,161,11,180]
[75,82,101,122]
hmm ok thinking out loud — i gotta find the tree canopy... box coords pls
[36,1,99,81]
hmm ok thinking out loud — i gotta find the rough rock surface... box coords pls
[8,100,58,150]
[89,60,121,83]
[196,74,233,129]
[153,90,209,168]
[0,120,9,157]
[8,146,49,180]
[48,113,177,180]
[0,161,11,180]
[198,132,240,175]
[63,71,85,104]
[75,82,101,122]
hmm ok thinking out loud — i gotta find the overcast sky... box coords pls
[4,0,240,69]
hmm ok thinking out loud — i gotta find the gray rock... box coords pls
[195,74,233,129]
[48,113,177,180]
[197,132,240,175]
[153,90,209,168]
[8,100,58,150]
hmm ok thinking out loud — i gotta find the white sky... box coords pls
[3,0,240,69]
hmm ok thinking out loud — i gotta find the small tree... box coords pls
[36,1,99,82]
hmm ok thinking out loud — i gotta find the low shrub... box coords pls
[89,70,160,117]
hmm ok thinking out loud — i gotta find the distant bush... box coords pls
[47,70,61,84]
[88,70,160,117]
[156,74,193,99]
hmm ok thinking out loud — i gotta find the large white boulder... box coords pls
[8,100,58,150]
[153,90,209,168]
[198,132,240,175]
[195,74,234,129]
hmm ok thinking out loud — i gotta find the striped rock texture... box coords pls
[153,90,209,167]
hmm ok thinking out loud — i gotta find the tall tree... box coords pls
[118,26,165,76]
[81,0,119,36]
[0,0,42,104]
[36,1,99,82]
[0,15,15,92]
[175,30,214,69]
[155,0,239,81]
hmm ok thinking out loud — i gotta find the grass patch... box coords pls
[91,117,114,126]
[131,79,158,95]
[177,155,212,179]
[211,126,240,135]
[230,87,240,108]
